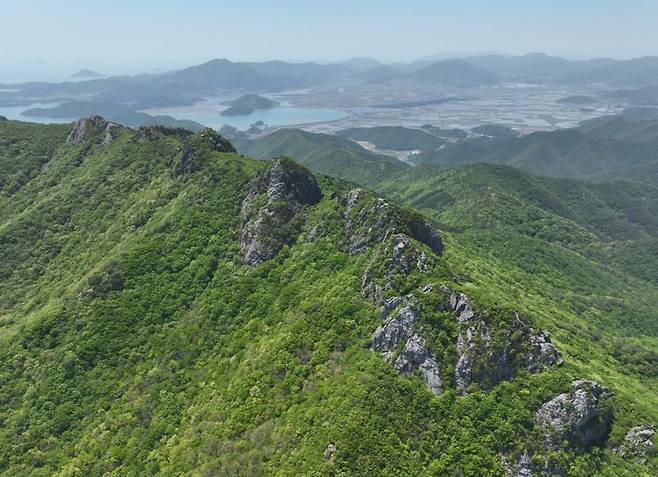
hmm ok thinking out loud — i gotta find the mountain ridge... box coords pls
[0,117,655,475]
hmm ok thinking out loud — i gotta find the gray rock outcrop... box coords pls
[344,188,442,257]
[444,288,562,392]
[371,300,419,359]
[394,333,443,394]
[526,330,562,372]
[361,234,431,303]
[240,157,322,265]
[196,127,236,154]
[0,115,7,121]
[67,116,120,145]
[324,443,337,462]
[371,297,443,395]
[616,425,655,464]
[501,450,534,477]
[535,380,613,449]
[171,128,236,177]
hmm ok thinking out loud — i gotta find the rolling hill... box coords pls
[413,117,658,187]
[408,59,500,85]
[235,128,411,186]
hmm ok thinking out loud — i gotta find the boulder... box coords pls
[616,425,655,464]
[526,330,562,372]
[324,443,337,461]
[535,380,613,449]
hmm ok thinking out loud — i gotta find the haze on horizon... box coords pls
[2,0,658,83]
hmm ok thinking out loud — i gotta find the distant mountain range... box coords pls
[3,53,658,112]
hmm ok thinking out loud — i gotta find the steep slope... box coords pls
[236,128,410,187]
[0,120,655,476]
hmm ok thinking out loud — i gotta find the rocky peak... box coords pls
[67,116,120,145]
[535,380,613,449]
[240,157,322,266]
[343,188,443,257]
[267,156,322,204]
[0,115,7,121]
[171,129,236,178]
[197,127,236,154]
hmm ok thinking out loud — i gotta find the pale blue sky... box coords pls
[2,0,657,82]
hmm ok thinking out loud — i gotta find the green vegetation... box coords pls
[414,118,658,187]
[236,128,410,187]
[377,163,658,383]
[0,119,655,476]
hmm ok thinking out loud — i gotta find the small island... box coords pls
[221,94,278,116]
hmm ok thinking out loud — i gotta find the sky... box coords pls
[1,0,658,82]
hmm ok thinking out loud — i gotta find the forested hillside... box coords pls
[0,118,655,476]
